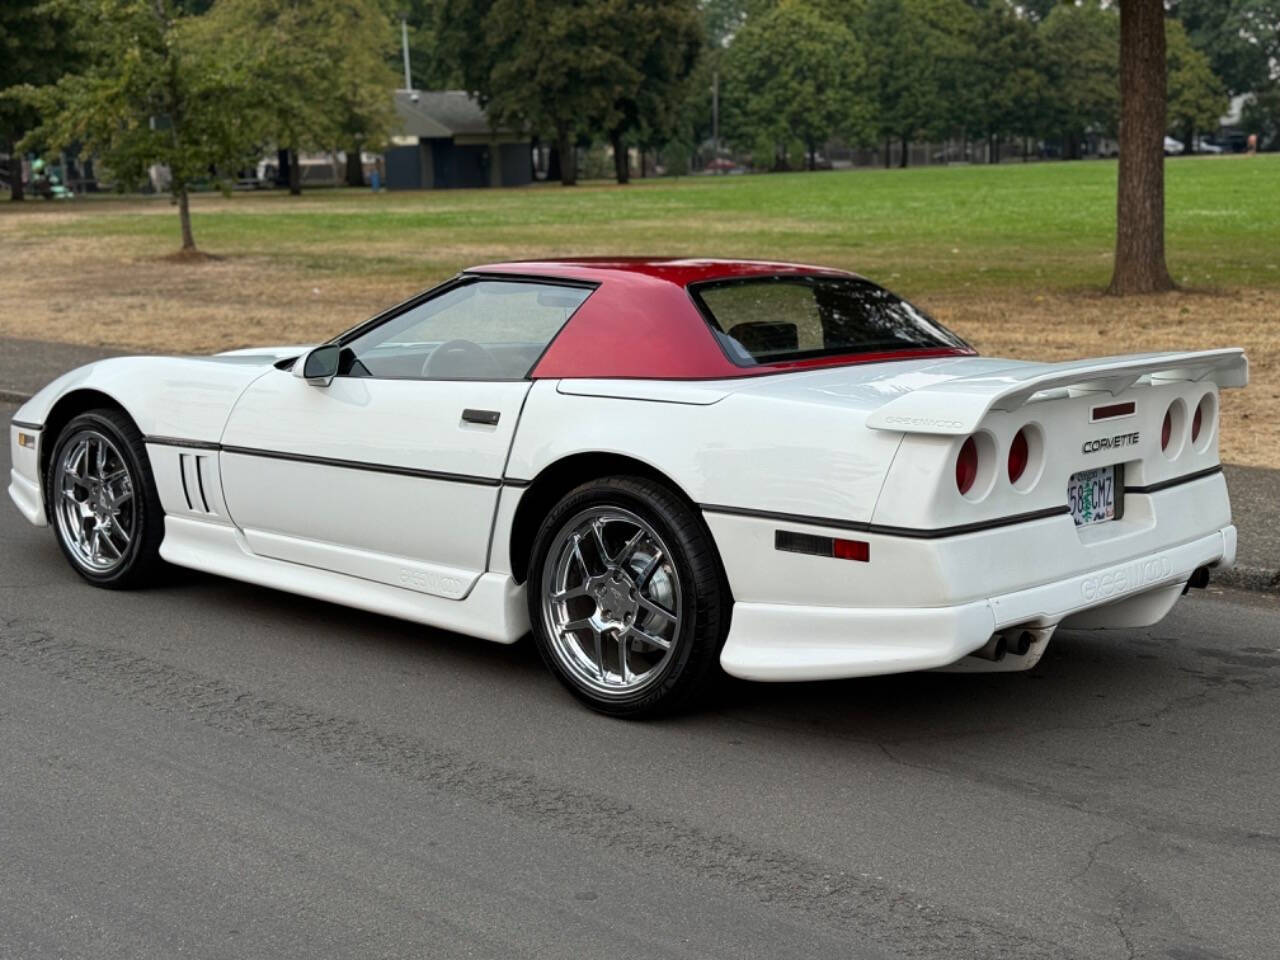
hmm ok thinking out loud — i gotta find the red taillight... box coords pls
[956,436,978,495]
[1192,403,1203,443]
[1162,409,1173,451]
[1008,429,1029,484]
[832,538,870,562]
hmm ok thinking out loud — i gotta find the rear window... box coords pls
[691,276,967,366]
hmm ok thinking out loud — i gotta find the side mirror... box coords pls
[293,344,341,387]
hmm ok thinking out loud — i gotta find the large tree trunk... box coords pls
[288,147,302,196]
[556,127,576,186]
[345,146,364,187]
[1108,0,1175,295]
[176,183,196,251]
[610,130,629,184]
[6,138,23,201]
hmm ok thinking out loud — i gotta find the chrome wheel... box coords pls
[541,506,682,697]
[53,430,137,573]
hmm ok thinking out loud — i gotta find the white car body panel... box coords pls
[8,343,1246,682]
[864,348,1246,436]
[216,370,530,598]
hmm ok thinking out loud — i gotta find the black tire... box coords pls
[44,408,166,589]
[527,475,730,718]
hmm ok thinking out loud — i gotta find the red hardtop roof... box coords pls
[465,257,852,288]
[460,257,972,380]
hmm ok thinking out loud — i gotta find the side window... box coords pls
[341,279,592,380]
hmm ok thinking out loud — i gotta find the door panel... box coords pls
[219,369,530,597]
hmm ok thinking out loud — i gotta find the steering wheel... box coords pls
[421,339,500,379]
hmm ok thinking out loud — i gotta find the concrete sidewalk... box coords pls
[3,335,1277,591]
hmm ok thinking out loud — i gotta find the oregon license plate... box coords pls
[1068,466,1117,526]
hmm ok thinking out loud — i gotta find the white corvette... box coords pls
[8,259,1247,715]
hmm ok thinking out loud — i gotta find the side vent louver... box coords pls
[179,453,213,514]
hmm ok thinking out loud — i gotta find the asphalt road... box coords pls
[3,402,1278,960]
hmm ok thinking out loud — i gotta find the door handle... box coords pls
[461,409,500,425]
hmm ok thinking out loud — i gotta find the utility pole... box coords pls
[712,69,719,171]
[400,13,413,92]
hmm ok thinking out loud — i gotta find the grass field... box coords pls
[2,155,1278,465]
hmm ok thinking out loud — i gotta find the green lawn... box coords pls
[12,154,1279,296]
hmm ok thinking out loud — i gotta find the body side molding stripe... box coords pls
[1125,465,1222,495]
[219,444,503,486]
[145,435,222,451]
[148,431,535,489]
[700,503,1070,539]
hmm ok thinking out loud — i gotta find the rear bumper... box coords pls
[720,525,1233,681]
[708,469,1235,682]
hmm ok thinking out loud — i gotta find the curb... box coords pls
[1213,563,1280,594]
[3,384,1278,594]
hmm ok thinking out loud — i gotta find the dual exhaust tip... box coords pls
[973,565,1214,663]
[971,630,1036,662]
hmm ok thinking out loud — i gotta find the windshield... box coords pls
[691,275,967,366]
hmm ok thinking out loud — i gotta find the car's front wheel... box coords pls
[46,409,166,589]
[527,476,729,717]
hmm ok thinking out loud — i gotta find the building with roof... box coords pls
[384,91,532,190]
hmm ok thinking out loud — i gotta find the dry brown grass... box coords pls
[2,204,1276,467]
[932,289,1280,468]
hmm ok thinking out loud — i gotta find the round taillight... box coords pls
[1162,409,1173,451]
[956,436,979,495]
[1008,429,1029,484]
[1192,403,1203,443]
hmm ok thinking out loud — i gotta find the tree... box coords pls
[964,1,1045,162]
[602,1,702,184]
[206,0,397,195]
[862,0,975,167]
[723,2,872,171]
[1108,0,1174,295]
[0,0,79,200]
[8,0,255,251]
[1166,19,1227,153]
[438,0,635,186]
[1169,0,1279,98]
[1038,2,1119,159]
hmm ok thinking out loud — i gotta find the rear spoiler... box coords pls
[865,349,1248,436]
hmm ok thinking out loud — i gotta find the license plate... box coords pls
[1068,466,1117,526]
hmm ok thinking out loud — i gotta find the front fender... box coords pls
[13,355,277,442]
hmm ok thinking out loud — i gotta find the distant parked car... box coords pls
[1163,136,1184,155]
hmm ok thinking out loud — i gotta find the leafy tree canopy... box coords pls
[1038,1,1119,144]
[1170,0,1280,97]
[723,1,873,168]
[862,0,978,155]
[8,0,258,245]
[1166,18,1228,145]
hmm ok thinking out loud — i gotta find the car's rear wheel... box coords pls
[46,409,166,589]
[528,476,729,717]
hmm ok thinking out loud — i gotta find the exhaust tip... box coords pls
[1188,566,1211,590]
[1008,631,1034,657]
[971,634,1007,662]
